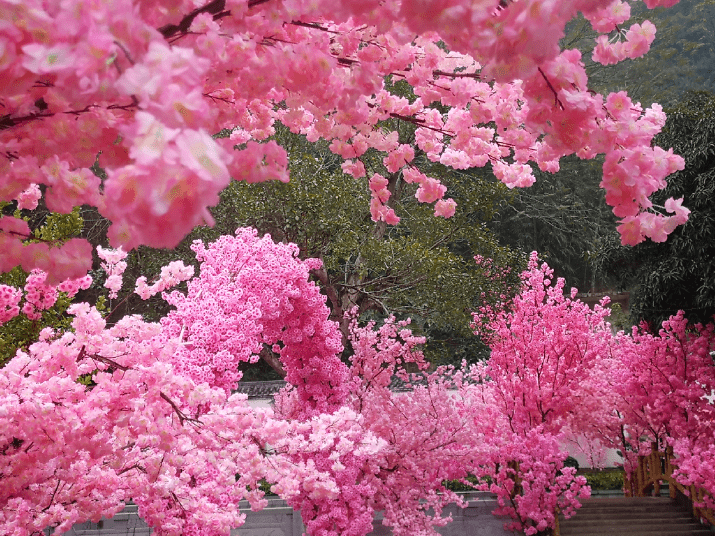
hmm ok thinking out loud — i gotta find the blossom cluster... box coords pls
[0,269,92,326]
[134,261,195,300]
[97,245,128,299]
[0,285,22,324]
[0,0,688,282]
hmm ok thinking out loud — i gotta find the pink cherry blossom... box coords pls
[434,198,457,218]
[0,0,688,277]
[0,284,22,325]
[15,184,42,211]
[415,177,447,203]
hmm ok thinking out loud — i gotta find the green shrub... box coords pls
[582,470,624,491]
[442,475,486,492]
[563,456,579,470]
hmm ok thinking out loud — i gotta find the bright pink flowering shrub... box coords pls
[469,252,611,533]
[473,253,613,437]
[3,229,715,536]
[474,429,590,536]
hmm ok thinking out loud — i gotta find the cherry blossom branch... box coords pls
[158,0,228,38]
[159,0,272,39]
[77,347,130,373]
[117,464,147,476]
[433,69,481,79]
[538,67,565,110]
[0,102,137,131]
[41,480,62,513]
[160,392,202,426]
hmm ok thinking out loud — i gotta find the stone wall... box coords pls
[53,493,511,536]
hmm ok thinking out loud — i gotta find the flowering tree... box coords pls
[604,313,715,499]
[1,0,691,285]
[469,253,615,533]
[473,253,614,438]
[0,229,379,536]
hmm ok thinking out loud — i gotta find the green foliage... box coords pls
[442,475,485,492]
[606,302,633,333]
[0,267,75,367]
[0,206,85,366]
[489,156,616,292]
[581,470,624,491]
[595,91,715,328]
[32,207,84,242]
[563,456,580,470]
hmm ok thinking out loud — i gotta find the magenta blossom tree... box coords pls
[472,252,614,440]
[606,313,715,500]
[469,252,617,533]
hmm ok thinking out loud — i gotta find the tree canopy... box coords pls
[0,0,691,285]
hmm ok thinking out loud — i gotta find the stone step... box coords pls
[559,497,712,536]
[567,513,695,526]
[578,497,680,507]
[572,508,692,517]
[560,529,712,536]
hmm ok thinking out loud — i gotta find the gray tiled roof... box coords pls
[235,380,287,398]
[235,374,452,399]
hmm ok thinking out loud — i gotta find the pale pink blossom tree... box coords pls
[0,0,689,283]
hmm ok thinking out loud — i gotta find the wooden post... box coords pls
[637,454,645,496]
[666,446,676,499]
[553,507,561,536]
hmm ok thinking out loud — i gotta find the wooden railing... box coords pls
[625,441,714,526]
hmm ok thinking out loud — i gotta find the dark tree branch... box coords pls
[160,392,201,425]
[158,0,272,40]
[259,346,286,378]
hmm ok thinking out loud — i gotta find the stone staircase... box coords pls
[559,497,713,536]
